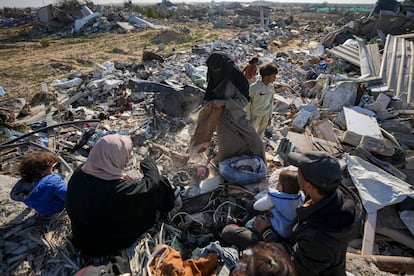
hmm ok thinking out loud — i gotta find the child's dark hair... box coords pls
[240,242,296,276]
[279,169,299,194]
[249,57,259,65]
[19,151,57,182]
[259,63,278,77]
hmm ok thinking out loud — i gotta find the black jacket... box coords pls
[66,158,175,256]
[291,185,362,276]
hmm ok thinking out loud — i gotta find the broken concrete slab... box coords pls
[311,119,341,144]
[343,106,383,146]
[364,93,392,113]
[37,4,74,25]
[323,81,358,112]
[360,135,395,156]
[406,156,414,170]
[292,108,312,129]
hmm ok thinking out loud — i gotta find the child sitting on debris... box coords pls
[222,168,304,249]
[252,168,304,240]
[232,241,296,276]
[242,56,260,85]
[10,151,67,216]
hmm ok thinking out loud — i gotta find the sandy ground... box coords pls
[0,175,33,227]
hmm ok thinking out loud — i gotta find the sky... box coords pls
[1,0,378,9]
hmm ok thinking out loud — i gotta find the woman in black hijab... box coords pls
[204,52,250,101]
[197,52,265,162]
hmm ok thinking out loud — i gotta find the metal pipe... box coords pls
[379,34,391,80]
[0,141,74,180]
[0,119,100,146]
[347,252,414,273]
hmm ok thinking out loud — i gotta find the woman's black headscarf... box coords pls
[204,52,250,101]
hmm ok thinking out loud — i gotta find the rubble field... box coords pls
[1,1,414,275]
[0,25,236,101]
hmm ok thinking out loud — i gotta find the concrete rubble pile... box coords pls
[1,1,414,275]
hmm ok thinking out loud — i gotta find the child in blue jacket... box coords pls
[10,151,67,216]
[252,168,304,240]
[222,168,304,249]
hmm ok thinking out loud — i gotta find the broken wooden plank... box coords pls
[397,109,414,115]
[362,211,377,255]
[43,83,56,151]
[311,135,342,154]
[286,131,341,154]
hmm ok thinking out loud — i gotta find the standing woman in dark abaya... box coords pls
[203,52,265,162]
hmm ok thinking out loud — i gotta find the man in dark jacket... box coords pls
[254,151,362,275]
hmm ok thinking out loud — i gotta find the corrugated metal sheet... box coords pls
[329,34,413,103]
[380,34,414,103]
[328,40,381,77]
[329,43,360,66]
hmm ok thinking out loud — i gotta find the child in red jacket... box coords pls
[242,56,259,84]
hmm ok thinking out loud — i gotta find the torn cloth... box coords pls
[198,241,239,270]
[189,102,223,157]
[148,245,218,276]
